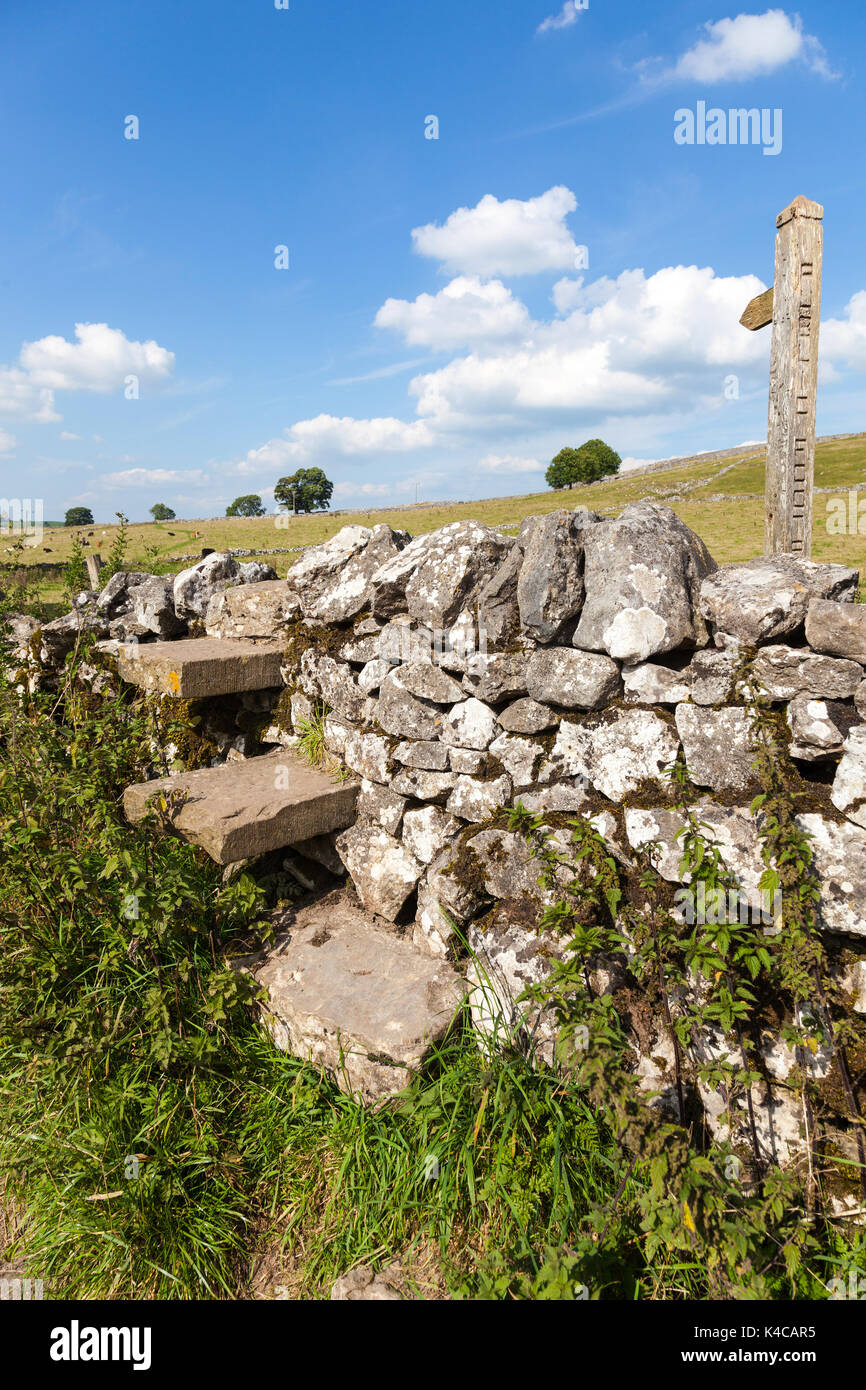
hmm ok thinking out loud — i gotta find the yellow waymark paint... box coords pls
[168,672,180,694]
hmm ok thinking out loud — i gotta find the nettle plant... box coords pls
[505,656,866,1296]
[741,662,866,1205]
[98,512,130,589]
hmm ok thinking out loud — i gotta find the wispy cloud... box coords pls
[99,467,209,488]
[537,2,586,35]
[513,9,838,144]
[328,358,430,386]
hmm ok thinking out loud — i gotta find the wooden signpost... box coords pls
[740,195,824,558]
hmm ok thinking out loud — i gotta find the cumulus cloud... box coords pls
[478,454,544,475]
[0,323,175,424]
[408,264,768,425]
[59,430,82,440]
[20,322,175,392]
[238,414,435,475]
[821,292,866,372]
[537,2,586,34]
[655,10,836,85]
[552,277,586,315]
[375,276,532,349]
[411,187,582,277]
[99,468,208,488]
[233,259,782,490]
[229,187,865,502]
[0,428,17,455]
[0,367,60,423]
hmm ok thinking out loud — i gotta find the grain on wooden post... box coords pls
[765,195,823,558]
[85,553,104,588]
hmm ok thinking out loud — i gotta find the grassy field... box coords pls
[10,432,866,605]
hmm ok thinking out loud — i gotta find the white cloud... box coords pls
[0,323,174,425]
[411,187,582,277]
[59,430,82,440]
[0,367,60,423]
[99,468,209,488]
[478,454,544,475]
[552,277,586,315]
[238,413,435,474]
[232,260,783,494]
[537,2,585,34]
[228,186,866,503]
[20,322,175,392]
[660,10,835,84]
[0,428,17,455]
[821,292,866,372]
[409,264,768,425]
[376,276,532,350]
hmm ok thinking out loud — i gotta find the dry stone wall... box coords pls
[12,504,866,1198]
[271,506,866,1193]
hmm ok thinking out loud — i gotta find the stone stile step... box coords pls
[123,749,358,864]
[116,636,285,698]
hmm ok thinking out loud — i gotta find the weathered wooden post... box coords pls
[85,553,104,588]
[740,195,823,558]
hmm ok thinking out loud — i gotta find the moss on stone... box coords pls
[282,616,351,675]
[142,692,222,772]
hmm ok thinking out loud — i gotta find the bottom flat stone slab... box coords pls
[123,749,358,864]
[254,896,464,1101]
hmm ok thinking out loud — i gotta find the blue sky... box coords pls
[1,0,864,521]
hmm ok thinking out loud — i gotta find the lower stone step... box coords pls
[117,636,284,698]
[123,749,358,864]
[249,895,464,1102]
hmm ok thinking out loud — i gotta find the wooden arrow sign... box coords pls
[740,286,774,331]
[740,195,824,556]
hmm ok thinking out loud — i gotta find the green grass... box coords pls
[294,701,349,780]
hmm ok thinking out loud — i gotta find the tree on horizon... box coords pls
[274,468,333,514]
[546,439,621,490]
[226,494,266,517]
